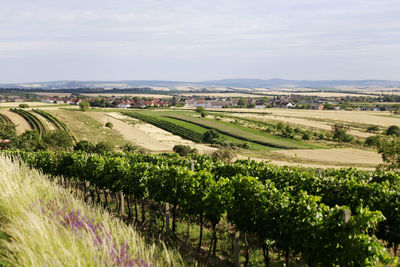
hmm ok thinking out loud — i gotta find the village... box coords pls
[0,93,398,112]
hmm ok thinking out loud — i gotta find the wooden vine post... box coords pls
[234,230,240,267]
[166,202,170,233]
[343,209,351,227]
[120,191,125,217]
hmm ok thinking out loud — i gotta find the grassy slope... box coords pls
[0,156,185,266]
[49,110,130,147]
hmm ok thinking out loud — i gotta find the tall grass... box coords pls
[0,156,184,266]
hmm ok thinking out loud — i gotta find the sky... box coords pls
[0,0,399,83]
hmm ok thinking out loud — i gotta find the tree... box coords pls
[202,129,220,145]
[105,122,113,128]
[377,135,400,170]
[237,98,247,108]
[331,123,353,142]
[79,100,90,111]
[201,112,207,118]
[385,125,400,137]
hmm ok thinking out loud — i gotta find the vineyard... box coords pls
[6,150,400,266]
[10,109,48,137]
[0,113,12,124]
[123,112,204,143]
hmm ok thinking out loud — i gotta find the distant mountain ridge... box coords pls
[0,79,399,90]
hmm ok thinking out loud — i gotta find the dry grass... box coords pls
[0,156,185,266]
[48,110,130,147]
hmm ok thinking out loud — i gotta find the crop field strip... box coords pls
[10,109,48,137]
[123,111,204,143]
[124,111,272,150]
[165,114,318,149]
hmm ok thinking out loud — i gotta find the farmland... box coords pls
[0,104,391,168]
[0,100,399,266]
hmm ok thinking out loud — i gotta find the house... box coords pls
[309,104,324,110]
[70,99,82,105]
[41,98,52,103]
[116,102,131,109]
[285,103,295,109]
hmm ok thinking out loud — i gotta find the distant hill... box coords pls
[0,79,399,90]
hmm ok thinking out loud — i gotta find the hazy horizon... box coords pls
[1,0,399,83]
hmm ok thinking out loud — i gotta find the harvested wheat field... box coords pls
[272,148,383,167]
[86,112,171,151]
[217,108,400,128]
[0,110,31,134]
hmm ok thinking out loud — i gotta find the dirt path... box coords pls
[106,112,217,154]
[0,110,31,134]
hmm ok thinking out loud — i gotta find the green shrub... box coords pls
[18,103,29,108]
[365,135,380,147]
[302,131,311,140]
[105,122,113,128]
[366,125,380,133]
[211,149,235,162]
[173,145,198,156]
[73,140,95,152]
[202,129,220,145]
[94,141,114,153]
